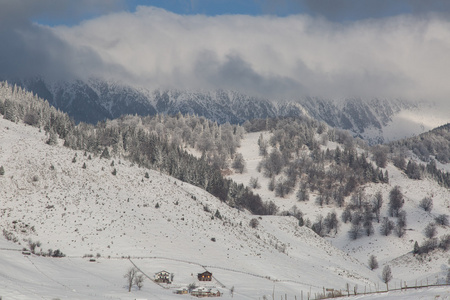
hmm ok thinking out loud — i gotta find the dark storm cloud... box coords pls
[0,0,126,80]
[301,0,450,20]
[193,52,301,98]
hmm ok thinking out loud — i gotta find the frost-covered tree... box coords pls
[262,149,284,177]
[100,147,111,159]
[348,222,362,240]
[296,183,309,202]
[46,128,58,145]
[248,177,261,189]
[232,153,246,174]
[388,186,404,217]
[372,191,383,223]
[324,211,339,235]
[380,217,394,236]
[341,206,352,224]
[395,210,407,237]
[312,215,325,237]
[372,145,388,168]
[405,160,422,179]
[363,205,374,236]
[258,134,268,157]
[424,223,437,239]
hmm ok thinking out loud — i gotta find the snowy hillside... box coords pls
[229,131,450,290]
[0,117,391,299]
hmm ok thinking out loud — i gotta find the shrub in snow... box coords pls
[249,177,260,189]
[249,218,259,228]
[435,214,449,226]
[439,234,450,251]
[368,255,378,270]
[419,197,433,212]
[424,223,437,239]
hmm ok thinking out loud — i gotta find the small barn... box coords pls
[197,271,212,281]
[175,288,188,294]
[154,270,171,283]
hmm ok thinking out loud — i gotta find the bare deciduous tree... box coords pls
[134,273,144,290]
[124,267,138,292]
[382,265,393,290]
[368,255,378,270]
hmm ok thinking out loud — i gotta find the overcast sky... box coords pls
[1,0,450,103]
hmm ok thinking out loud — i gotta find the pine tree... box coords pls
[100,147,111,159]
[413,241,420,255]
[46,129,58,145]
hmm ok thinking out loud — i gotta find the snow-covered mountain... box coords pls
[13,77,449,144]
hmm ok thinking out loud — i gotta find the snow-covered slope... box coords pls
[0,117,389,299]
[229,131,450,289]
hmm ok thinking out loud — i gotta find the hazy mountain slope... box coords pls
[12,78,448,143]
[0,117,385,299]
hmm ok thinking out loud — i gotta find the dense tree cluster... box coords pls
[250,117,389,209]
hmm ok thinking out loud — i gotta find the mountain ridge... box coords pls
[9,77,443,144]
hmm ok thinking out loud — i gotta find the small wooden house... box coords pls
[191,287,209,297]
[197,271,212,281]
[154,270,171,283]
[191,287,221,297]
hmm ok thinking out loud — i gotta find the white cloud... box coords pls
[18,6,450,104]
